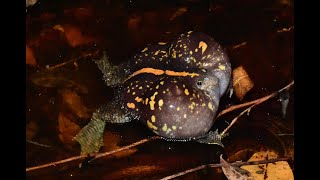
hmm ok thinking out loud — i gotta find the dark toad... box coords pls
[74,31,232,154]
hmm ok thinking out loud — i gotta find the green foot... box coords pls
[196,129,228,147]
[74,118,106,154]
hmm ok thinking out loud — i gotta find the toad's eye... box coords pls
[197,80,202,86]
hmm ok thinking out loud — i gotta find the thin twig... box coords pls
[26,140,51,148]
[26,136,159,172]
[160,157,291,180]
[89,136,161,162]
[220,80,294,136]
[217,80,294,118]
[46,50,99,71]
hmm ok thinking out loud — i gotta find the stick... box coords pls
[26,136,159,172]
[220,80,293,136]
[160,157,291,180]
[218,80,294,118]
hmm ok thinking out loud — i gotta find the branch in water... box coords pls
[26,136,160,172]
[160,157,291,180]
[219,80,294,136]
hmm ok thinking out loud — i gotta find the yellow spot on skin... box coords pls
[202,103,206,106]
[195,48,198,52]
[163,91,166,94]
[188,31,193,34]
[132,92,136,95]
[177,107,180,111]
[172,50,176,58]
[156,85,159,89]
[149,101,155,110]
[172,126,177,130]
[158,99,164,108]
[179,126,182,129]
[145,98,149,105]
[158,42,167,45]
[141,47,148,52]
[190,51,193,55]
[127,103,135,109]
[160,81,164,85]
[208,102,214,110]
[127,89,130,93]
[139,86,143,89]
[150,92,158,101]
[184,114,187,118]
[184,89,190,95]
[198,41,208,54]
[178,54,182,57]
[154,50,160,55]
[135,97,143,102]
[183,84,186,88]
[151,115,156,122]
[219,65,226,70]
[147,120,158,130]
[162,123,168,132]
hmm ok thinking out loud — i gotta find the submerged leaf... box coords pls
[105,165,164,179]
[102,131,137,158]
[241,150,293,180]
[60,89,91,119]
[233,66,254,100]
[26,121,38,140]
[26,45,37,66]
[220,155,254,180]
[170,7,188,21]
[58,112,81,146]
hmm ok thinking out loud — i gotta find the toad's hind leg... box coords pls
[74,102,132,154]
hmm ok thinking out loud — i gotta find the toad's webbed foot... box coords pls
[94,51,127,87]
[195,129,228,147]
[74,102,132,154]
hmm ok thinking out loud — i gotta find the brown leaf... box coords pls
[241,150,294,180]
[26,121,38,140]
[60,89,91,119]
[169,7,188,21]
[58,112,81,145]
[62,24,95,47]
[26,45,37,66]
[105,165,164,179]
[102,131,137,158]
[220,155,254,180]
[233,66,254,100]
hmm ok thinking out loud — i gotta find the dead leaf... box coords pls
[128,15,142,31]
[26,45,37,66]
[102,131,137,158]
[241,150,294,180]
[60,89,91,119]
[26,121,38,140]
[220,155,254,180]
[62,24,95,47]
[26,0,37,7]
[169,7,188,21]
[58,112,81,145]
[105,165,164,179]
[233,66,254,100]
[53,25,65,33]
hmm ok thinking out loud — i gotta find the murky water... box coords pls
[26,0,294,179]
